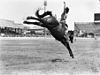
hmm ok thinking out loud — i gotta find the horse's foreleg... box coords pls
[26,16,46,24]
[61,39,74,58]
[27,16,40,20]
[23,21,45,27]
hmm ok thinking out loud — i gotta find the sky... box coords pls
[0,0,100,30]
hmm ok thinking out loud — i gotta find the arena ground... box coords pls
[0,37,100,75]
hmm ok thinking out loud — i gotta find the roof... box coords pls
[0,19,26,29]
[0,19,44,29]
[0,19,15,28]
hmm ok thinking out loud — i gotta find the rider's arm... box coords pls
[60,2,66,21]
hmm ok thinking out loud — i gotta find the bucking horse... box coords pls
[23,9,74,58]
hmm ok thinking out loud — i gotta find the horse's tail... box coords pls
[35,9,52,18]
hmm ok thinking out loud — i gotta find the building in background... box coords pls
[0,19,47,37]
[94,13,100,23]
[74,13,100,38]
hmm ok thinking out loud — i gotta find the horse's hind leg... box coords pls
[61,39,74,58]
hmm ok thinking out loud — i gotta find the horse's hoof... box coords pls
[27,17,30,20]
[71,55,74,58]
[23,21,27,24]
[27,16,32,20]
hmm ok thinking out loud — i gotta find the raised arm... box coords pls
[60,2,69,22]
[63,1,66,15]
[60,2,66,21]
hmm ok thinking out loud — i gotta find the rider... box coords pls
[60,1,69,36]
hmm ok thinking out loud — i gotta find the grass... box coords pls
[0,38,100,75]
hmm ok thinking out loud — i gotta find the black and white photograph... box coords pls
[0,0,100,75]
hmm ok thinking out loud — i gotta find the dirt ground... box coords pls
[0,37,100,75]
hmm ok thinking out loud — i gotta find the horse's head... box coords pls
[35,9,52,18]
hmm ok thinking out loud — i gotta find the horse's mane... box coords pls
[35,10,52,18]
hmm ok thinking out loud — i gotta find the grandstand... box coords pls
[0,19,25,37]
[74,22,100,37]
